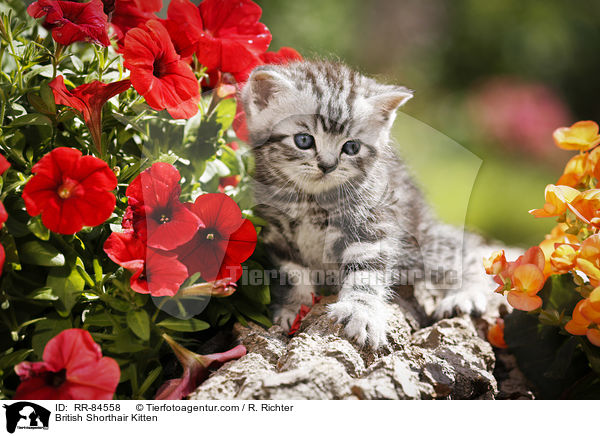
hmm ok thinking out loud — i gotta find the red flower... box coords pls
[218,175,241,193]
[49,75,131,151]
[14,329,120,400]
[176,193,257,282]
[109,0,155,44]
[132,0,161,12]
[0,154,10,230]
[259,47,302,65]
[103,231,188,296]
[230,46,303,84]
[123,19,200,119]
[163,0,271,77]
[0,154,10,175]
[125,162,202,250]
[27,0,110,46]
[22,147,117,235]
[155,333,246,400]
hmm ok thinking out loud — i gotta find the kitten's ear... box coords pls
[369,86,413,118]
[243,68,292,112]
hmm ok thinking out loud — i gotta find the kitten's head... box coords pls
[241,60,412,195]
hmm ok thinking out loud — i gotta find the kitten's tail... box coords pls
[418,222,516,318]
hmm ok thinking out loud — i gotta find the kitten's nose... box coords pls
[317,159,338,174]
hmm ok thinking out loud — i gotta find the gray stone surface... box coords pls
[189,294,526,400]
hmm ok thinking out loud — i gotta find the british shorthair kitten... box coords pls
[241,60,492,348]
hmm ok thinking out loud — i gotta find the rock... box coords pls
[189,295,512,400]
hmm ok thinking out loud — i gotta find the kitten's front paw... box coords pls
[433,288,488,319]
[272,305,301,332]
[327,300,389,349]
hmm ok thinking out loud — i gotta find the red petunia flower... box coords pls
[259,47,303,66]
[27,0,110,46]
[14,329,120,400]
[132,0,161,12]
[124,162,203,250]
[218,175,241,193]
[230,46,303,84]
[49,75,131,152]
[109,0,155,44]
[155,333,246,400]
[0,154,10,230]
[0,154,10,175]
[22,147,117,235]
[103,231,188,296]
[123,19,200,119]
[162,0,271,77]
[176,193,257,282]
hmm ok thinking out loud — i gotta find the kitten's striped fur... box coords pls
[241,60,492,348]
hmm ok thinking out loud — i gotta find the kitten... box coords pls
[241,60,492,348]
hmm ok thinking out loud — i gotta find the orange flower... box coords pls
[557,153,588,187]
[529,184,580,218]
[507,264,545,311]
[590,286,600,311]
[549,243,579,274]
[568,189,600,227]
[539,223,579,276]
[489,247,546,311]
[565,298,600,347]
[483,250,507,275]
[487,318,508,349]
[575,234,600,285]
[553,120,600,152]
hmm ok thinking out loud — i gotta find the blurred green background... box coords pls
[252,0,600,247]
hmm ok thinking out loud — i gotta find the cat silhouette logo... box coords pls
[3,402,50,433]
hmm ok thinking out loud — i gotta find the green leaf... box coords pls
[504,308,589,399]
[233,298,272,328]
[39,82,56,114]
[136,365,162,398]
[581,340,600,374]
[157,317,210,332]
[544,336,579,379]
[47,257,85,316]
[27,215,50,241]
[239,260,270,305]
[0,233,21,270]
[26,287,58,301]
[214,98,236,132]
[10,113,52,127]
[19,240,65,266]
[543,274,582,314]
[104,294,134,312]
[27,92,52,115]
[104,330,147,354]
[0,349,32,371]
[31,314,72,359]
[84,311,115,327]
[126,309,150,341]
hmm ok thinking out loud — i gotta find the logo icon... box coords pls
[3,402,50,433]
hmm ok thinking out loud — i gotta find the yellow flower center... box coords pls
[57,179,78,199]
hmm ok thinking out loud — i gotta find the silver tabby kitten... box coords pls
[241,60,491,348]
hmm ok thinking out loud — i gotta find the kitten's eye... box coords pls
[293,133,315,150]
[342,140,361,156]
